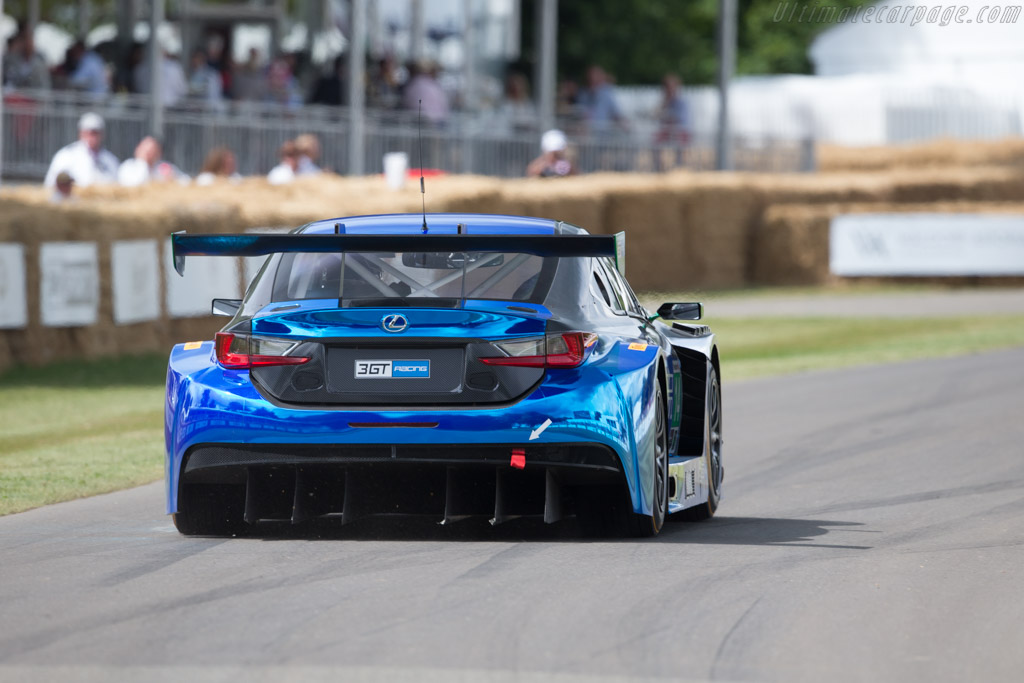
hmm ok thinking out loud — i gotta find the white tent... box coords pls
[810,0,1024,84]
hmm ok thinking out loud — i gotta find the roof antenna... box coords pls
[418,100,428,234]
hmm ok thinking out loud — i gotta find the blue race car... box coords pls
[165,213,723,537]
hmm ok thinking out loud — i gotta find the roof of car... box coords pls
[300,213,576,236]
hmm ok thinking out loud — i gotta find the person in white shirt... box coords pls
[267,140,299,185]
[295,134,322,175]
[118,136,188,187]
[43,112,119,188]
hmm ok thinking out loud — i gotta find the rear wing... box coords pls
[171,231,626,276]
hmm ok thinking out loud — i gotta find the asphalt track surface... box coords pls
[2,349,1024,682]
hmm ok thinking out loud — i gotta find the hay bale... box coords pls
[819,138,1024,173]
[752,200,1024,285]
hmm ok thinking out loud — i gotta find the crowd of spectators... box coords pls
[6,20,696,186]
[4,22,691,142]
[42,111,327,201]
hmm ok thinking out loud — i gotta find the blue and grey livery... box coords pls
[165,213,723,537]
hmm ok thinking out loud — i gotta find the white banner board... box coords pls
[40,242,100,326]
[0,244,28,329]
[164,239,241,317]
[112,240,160,325]
[831,214,1024,276]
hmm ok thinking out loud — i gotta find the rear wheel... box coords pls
[628,383,669,537]
[172,483,246,536]
[680,365,723,521]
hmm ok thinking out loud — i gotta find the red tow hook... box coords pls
[510,448,526,470]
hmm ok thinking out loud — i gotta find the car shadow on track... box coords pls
[240,515,874,548]
[660,516,876,549]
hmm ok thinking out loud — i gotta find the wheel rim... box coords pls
[654,387,668,523]
[708,374,723,499]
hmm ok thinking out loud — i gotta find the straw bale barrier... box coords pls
[819,138,1024,173]
[2,165,1024,371]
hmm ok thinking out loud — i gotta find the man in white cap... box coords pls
[526,129,576,178]
[44,113,120,188]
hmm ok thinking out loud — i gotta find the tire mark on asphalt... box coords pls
[710,594,765,681]
[791,478,1024,517]
[98,540,228,587]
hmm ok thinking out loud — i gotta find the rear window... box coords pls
[270,251,556,305]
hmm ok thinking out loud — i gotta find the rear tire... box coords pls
[679,365,723,521]
[628,383,669,538]
[172,484,245,536]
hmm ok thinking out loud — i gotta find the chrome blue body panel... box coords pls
[250,303,548,340]
[165,333,664,517]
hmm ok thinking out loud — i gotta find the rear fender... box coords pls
[661,325,716,458]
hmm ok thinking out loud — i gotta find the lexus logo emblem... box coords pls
[381,314,409,333]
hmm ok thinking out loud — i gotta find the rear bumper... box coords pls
[165,364,640,516]
[183,442,622,478]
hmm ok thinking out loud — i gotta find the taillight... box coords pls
[214,332,310,369]
[480,332,598,369]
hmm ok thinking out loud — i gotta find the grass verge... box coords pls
[2,316,1024,516]
[706,315,1024,379]
[0,354,167,516]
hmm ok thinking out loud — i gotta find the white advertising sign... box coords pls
[0,244,28,329]
[831,214,1024,276]
[112,240,160,325]
[164,239,241,317]
[40,242,100,326]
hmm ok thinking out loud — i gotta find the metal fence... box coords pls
[1,89,813,181]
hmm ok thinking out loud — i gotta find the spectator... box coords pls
[195,146,241,186]
[266,55,302,107]
[135,45,188,107]
[267,141,299,185]
[367,56,400,109]
[188,48,224,105]
[124,43,145,92]
[655,74,690,145]
[309,55,346,106]
[164,49,188,107]
[117,136,187,187]
[526,129,575,178]
[556,78,580,117]
[499,72,535,134]
[67,41,110,95]
[3,28,51,89]
[577,65,626,134]
[50,172,75,204]
[233,48,266,102]
[402,59,449,125]
[295,134,322,175]
[204,33,229,94]
[44,112,119,188]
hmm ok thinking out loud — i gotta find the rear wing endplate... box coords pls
[171,231,625,276]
